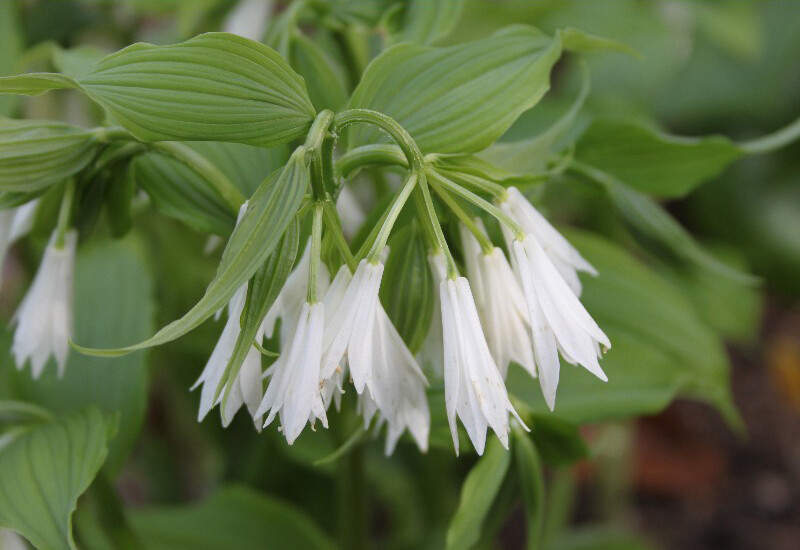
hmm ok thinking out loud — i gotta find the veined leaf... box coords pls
[389,0,464,45]
[380,224,433,353]
[0,118,98,192]
[74,149,309,356]
[291,33,349,112]
[446,438,511,550]
[0,34,316,147]
[349,25,563,154]
[0,408,116,550]
[575,118,742,198]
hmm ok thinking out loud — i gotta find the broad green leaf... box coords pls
[508,232,739,428]
[560,27,642,59]
[186,141,289,196]
[446,438,511,550]
[545,526,657,550]
[514,428,545,550]
[0,408,116,550]
[483,62,590,173]
[348,25,563,154]
[8,239,154,474]
[0,118,99,192]
[129,485,337,550]
[0,2,23,116]
[574,118,742,198]
[390,0,464,45]
[74,148,309,355]
[60,33,316,147]
[0,73,78,95]
[219,219,299,419]
[380,224,434,353]
[291,33,349,112]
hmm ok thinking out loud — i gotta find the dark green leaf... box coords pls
[0,408,116,550]
[545,526,657,550]
[575,118,742,198]
[530,415,588,466]
[105,164,136,238]
[514,428,545,550]
[0,118,99,192]
[446,438,511,550]
[349,25,562,154]
[380,224,433,353]
[129,485,337,550]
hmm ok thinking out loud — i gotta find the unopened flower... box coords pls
[192,284,263,427]
[257,302,328,443]
[460,223,535,378]
[512,236,610,410]
[440,276,523,455]
[12,230,76,378]
[501,187,595,295]
[0,201,38,284]
[321,260,383,393]
[336,185,367,240]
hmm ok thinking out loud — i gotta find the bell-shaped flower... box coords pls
[319,265,353,411]
[192,284,264,428]
[12,230,76,378]
[460,224,535,378]
[321,260,383,393]
[0,201,38,285]
[257,302,328,444]
[500,187,595,295]
[440,276,523,455]
[512,236,610,410]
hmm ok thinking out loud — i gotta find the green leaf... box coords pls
[574,118,742,198]
[69,33,315,147]
[219,219,300,419]
[8,239,154,474]
[513,428,545,550]
[291,33,349,112]
[560,27,643,59]
[530,415,588,466]
[129,485,337,550]
[348,25,562,154]
[105,165,136,238]
[380,224,434,353]
[186,141,290,196]
[0,73,78,95]
[0,408,116,550]
[390,0,464,45]
[446,438,511,550]
[0,1,23,116]
[508,232,740,428]
[0,118,99,192]
[74,149,309,356]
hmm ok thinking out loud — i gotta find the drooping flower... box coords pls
[336,185,367,240]
[319,266,353,411]
[321,260,383,393]
[0,201,38,285]
[192,284,264,427]
[257,302,328,444]
[440,276,523,455]
[501,187,596,295]
[12,230,76,378]
[512,236,610,411]
[459,223,535,378]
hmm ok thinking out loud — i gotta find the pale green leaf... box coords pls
[73,149,309,356]
[72,33,316,147]
[560,27,643,59]
[574,118,742,198]
[0,118,99,192]
[129,485,337,550]
[391,0,464,45]
[0,73,78,95]
[0,408,116,550]
[446,438,511,550]
[348,25,563,154]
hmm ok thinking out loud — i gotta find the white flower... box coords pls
[12,230,76,378]
[319,266,353,411]
[192,284,263,428]
[512,236,610,411]
[501,187,595,295]
[365,307,430,454]
[0,528,27,550]
[440,276,523,455]
[257,302,328,443]
[262,242,330,343]
[336,185,367,240]
[460,223,535,379]
[222,0,273,41]
[0,201,38,285]
[321,260,383,393]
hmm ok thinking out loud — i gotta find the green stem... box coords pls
[91,126,138,143]
[436,169,507,198]
[366,171,418,263]
[417,173,458,278]
[336,144,408,178]
[322,200,357,271]
[151,141,245,212]
[333,109,425,172]
[307,202,324,303]
[429,180,494,253]
[738,114,800,155]
[337,441,368,550]
[541,468,576,546]
[90,474,143,550]
[54,178,76,249]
